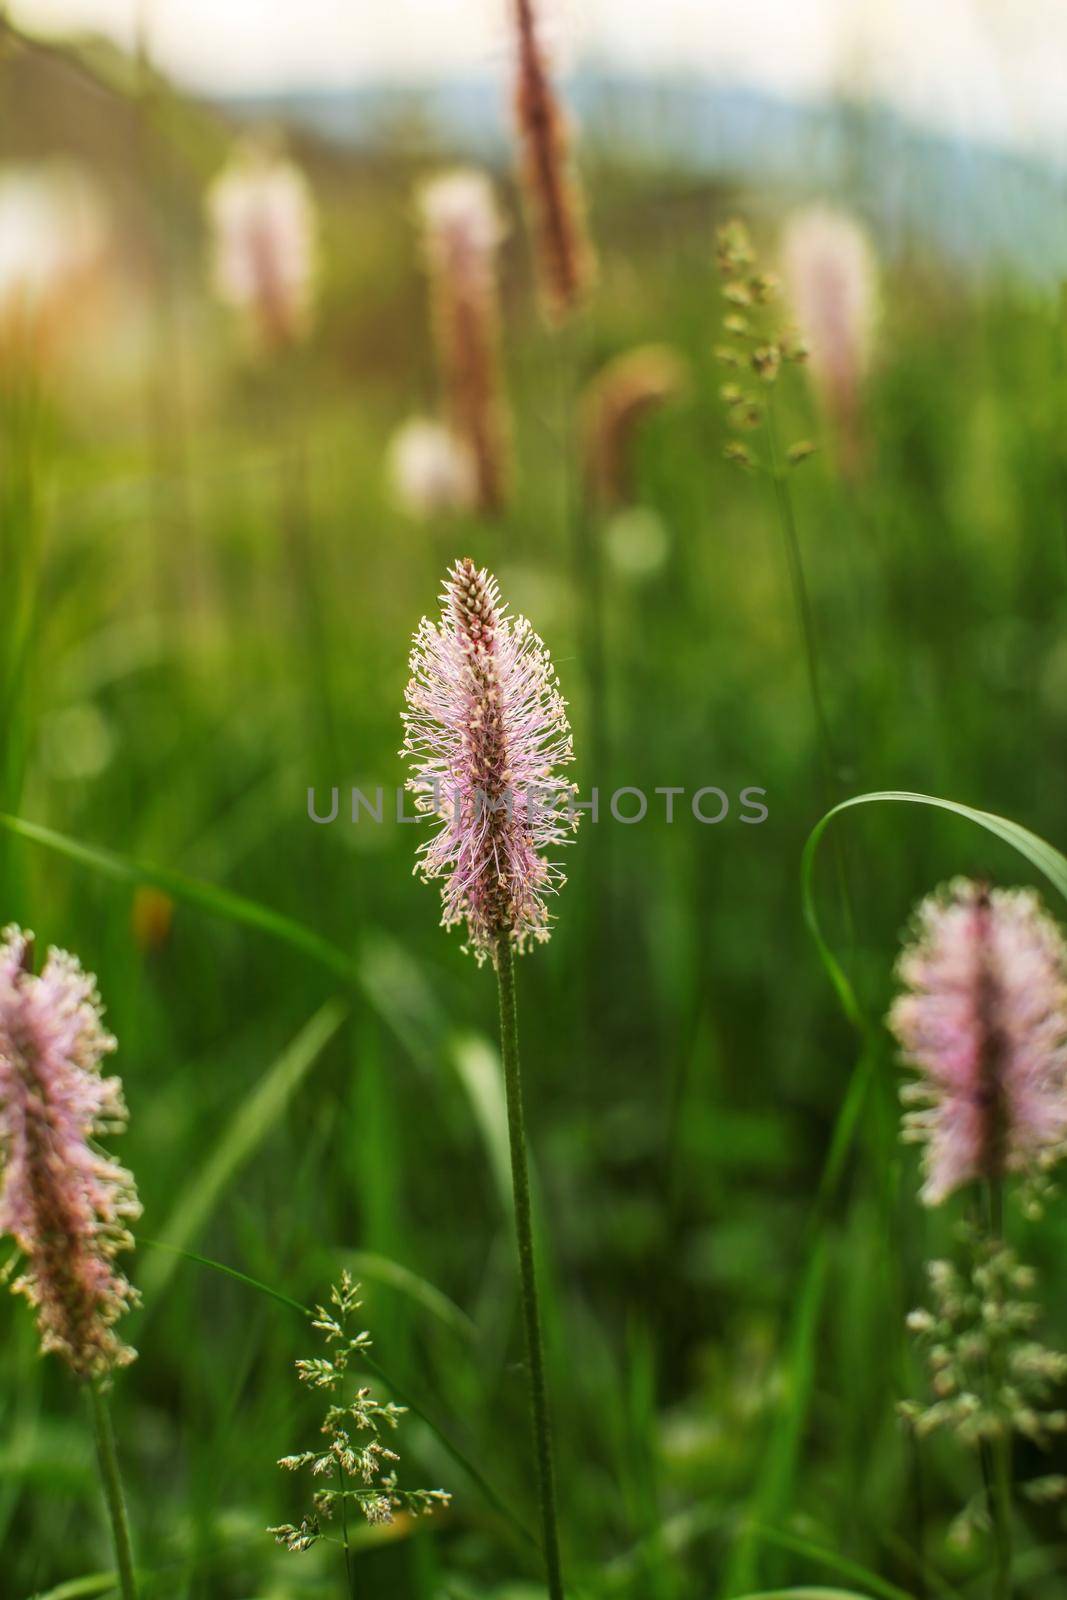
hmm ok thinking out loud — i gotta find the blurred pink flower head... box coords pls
[418,170,510,515]
[781,204,877,467]
[0,926,141,1378]
[207,139,317,350]
[401,558,578,963]
[888,881,1067,1205]
[511,0,596,323]
[387,418,476,519]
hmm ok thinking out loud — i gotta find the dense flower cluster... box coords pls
[902,1235,1067,1450]
[269,1272,450,1553]
[401,558,578,963]
[889,880,1067,1205]
[207,140,317,349]
[0,926,140,1379]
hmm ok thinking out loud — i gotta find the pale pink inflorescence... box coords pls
[888,881,1067,1205]
[207,140,317,350]
[401,559,578,963]
[0,926,141,1378]
[418,170,510,515]
[781,204,877,471]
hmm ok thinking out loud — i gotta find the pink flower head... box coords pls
[0,926,141,1377]
[401,558,579,963]
[781,204,877,472]
[418,170,509,515]
[207,140,317,350]
[888,881,1067,1205]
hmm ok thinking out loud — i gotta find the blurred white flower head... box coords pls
[0,162,108,359]
[419,169,506,265]
[781,204,878,468]
[207,140,317,350]
[387,417,476,519]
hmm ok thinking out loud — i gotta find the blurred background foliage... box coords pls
[4,14,1067,1600]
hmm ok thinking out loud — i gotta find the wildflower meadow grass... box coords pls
[6,5,1067,1599]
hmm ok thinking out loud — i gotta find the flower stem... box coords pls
[88,1381,138,1600]
[495,932,565,1600]
[984,1178,1013,1600]
[765,398,836,797]
[337,1456,355,1597]
[765,395,856,952]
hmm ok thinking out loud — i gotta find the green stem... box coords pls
[984,1179,1013,1600]
[88,1381,138,1600]
[765,400,836,793]
[766,397,856,953]
[494,933,565,1600]
[336,1456,355,1597]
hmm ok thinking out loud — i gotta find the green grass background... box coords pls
[5,24,1067,1600]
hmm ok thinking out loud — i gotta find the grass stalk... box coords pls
[337,1455,356,1597]
[765,400,836,797]
[765,395,856,951]
[87,1382,138,1600]
[494,932,565,1600]
[984,1178,1014,1600]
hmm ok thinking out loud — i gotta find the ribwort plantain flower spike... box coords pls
[0,925,140,1380]
[401,558,579,965]
[888,880,1067,1206]
[581,344,689,508]
[781,204,877,475]
[207,138,318,352]
[511,0,596,323]
[418,170,510,515]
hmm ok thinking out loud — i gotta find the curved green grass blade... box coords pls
[0,814,530,1230]
[0,813,445,1075]
[801,790,1067,1030]
[449,1031,512,1213]
[733,1591,900,1600]
[30,1578,118,1600]
[751,1524,917,1600]
[340,1250,479,1345]
[0,812,355,978]
[140,1001,348,1303]
[138,1238,309,1314]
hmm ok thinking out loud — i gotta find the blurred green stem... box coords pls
[766,396,855,948]
[494,933,565,1600]
[88,1381,138,1600]
[766,400,836,785]
[984,1178,1013,1600]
